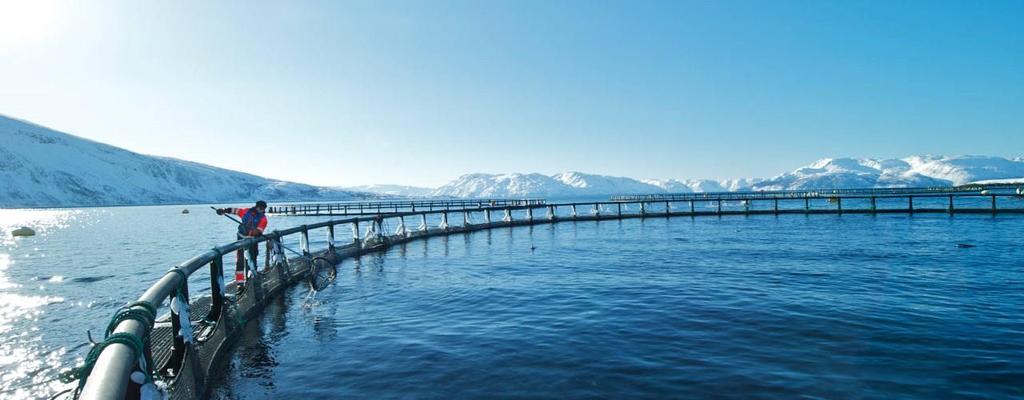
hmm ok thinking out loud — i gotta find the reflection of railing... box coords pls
[267,198,547,216]
[78,194,1024,399]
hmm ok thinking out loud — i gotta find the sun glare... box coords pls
[0,0,63,51]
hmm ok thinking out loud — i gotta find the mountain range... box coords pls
[3,114,1023,207]
[419,155,1024,199]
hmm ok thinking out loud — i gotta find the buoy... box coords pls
[181,209,190,214]
[12,227,36,237]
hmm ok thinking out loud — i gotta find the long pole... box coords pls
[211,206,305,257]
[211,206,242,224]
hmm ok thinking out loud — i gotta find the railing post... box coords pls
[420,213,428,231]
[948,195,954,215]
[527,207,534,222]
[992,195,997,213]
[440,211,450,230]
[617,203,622,218]
[837,197,842,214]
[166,269,192,376]
[463,211,471,227]
[352,221,361,246]
[909,196,914,213]
[665,201,670,215]
[640,202,646,217]
[485,209,491,224]
[547,205,555,220]
[300,226,310,256]
[717,200,722,214]
[804,198,809,212]
[327,224,336,252]
[571,204,578,219]
[689,200,694,214]
[773,198,779,214]
[207,255,225,322]
[871,197,876,213]
[594,203,601,217]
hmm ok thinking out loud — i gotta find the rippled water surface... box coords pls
[1,206,1023,399]
[214,214,1022,399]
[0,205,329,399]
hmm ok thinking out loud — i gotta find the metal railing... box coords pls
[608,185,1020,202]
[267,198,546,216]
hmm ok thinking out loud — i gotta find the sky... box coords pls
[0,0,1022,188]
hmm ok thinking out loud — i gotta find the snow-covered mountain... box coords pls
[343,184,434,197]
[0,114,371,207]
[425,156,1024,199]
[6,113,1021,205]
[553,172,664,196]
[750,156,1024,190]
[430,173,585,198]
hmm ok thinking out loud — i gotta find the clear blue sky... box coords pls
[1,0,1021,187]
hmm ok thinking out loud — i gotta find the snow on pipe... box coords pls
[419,214,428,231]
[362,221,379,241]
[502,208,512,222]
[439,212,449,229]
[395,216,407,236]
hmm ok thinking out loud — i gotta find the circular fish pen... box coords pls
[67,188,1024,399]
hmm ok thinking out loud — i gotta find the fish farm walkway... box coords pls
[72,186,1024,399]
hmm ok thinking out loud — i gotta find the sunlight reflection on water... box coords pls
[0,210,80,398]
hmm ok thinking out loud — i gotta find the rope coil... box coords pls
[59,272,180,398]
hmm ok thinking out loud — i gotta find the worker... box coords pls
[215,200,268,293]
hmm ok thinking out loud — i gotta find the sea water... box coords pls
[1,206,1022,398]
[213,214,1022,399]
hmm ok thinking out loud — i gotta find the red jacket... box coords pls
[229,207,267,236]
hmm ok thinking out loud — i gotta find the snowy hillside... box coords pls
[8,111,1019,205]
[0,115,370,207]
[343,184,434,197]
[750,156,1024,190]
[424,156,1024,199]
[552,172,664,196]
[430,173,583,198]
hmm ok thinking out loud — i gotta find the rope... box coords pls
[166,268,187,289]
[61,333,146,398]
[58,298,159,398]
[105,301,157,338]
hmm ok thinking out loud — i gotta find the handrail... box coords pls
[267,198,548,216]
[609,186,1020,202]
